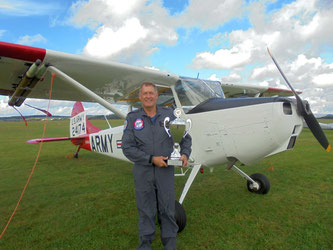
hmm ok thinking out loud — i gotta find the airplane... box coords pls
[0,41,331,232]
[318,123,333,130]
[303,120,333,130]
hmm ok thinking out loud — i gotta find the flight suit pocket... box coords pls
[134,130,149,146]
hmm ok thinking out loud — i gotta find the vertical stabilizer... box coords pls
[70,102,101,137]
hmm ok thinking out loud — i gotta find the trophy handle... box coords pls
[164,117,171,137]
[184,119,192,138]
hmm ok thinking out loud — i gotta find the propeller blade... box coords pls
[303,108,331,152]
[267,48,331,152]
[267,48,298,95]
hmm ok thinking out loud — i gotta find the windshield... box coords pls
[175,77,224,108]
[124,78,225,111]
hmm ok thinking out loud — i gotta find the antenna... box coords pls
[104,115,112,128]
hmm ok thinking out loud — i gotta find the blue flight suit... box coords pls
[122,106,192,250]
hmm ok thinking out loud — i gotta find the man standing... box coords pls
[122,82,192,249]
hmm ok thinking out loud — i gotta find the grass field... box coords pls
[0,119,332,249]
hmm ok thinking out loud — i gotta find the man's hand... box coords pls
[153,156,168,167]
[180,154,188,168]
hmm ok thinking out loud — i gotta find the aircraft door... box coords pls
[218,124,239,160]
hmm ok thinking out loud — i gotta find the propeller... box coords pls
[267,48,331,152]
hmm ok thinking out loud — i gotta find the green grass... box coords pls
[0,119,332,249]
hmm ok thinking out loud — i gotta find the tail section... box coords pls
[27,101,127,161]
[70,102,101,137]
[71,101,85,117]
[27,102,101,157]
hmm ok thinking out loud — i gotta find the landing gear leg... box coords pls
[74,146,81,159]
[229,165,270,194]
[176,164,201,233]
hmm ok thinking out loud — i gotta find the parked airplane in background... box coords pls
[318,123,333,130]
[303,120,333,130]
[0,41,330,232]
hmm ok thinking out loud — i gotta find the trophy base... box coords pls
[167,159,183,167]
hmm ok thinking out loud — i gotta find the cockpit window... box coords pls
[123,78,225,111]
[175,77,224,109]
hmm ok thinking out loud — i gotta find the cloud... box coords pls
[17,34,47,45]
[0,0,62,16]
[221,73,242,83]
[0,30,5,38]
[84,18,149,58]
[191,0,333,69]
[177,0,244,30]
[69,0,246,65]
[68,0,333,72]
[312,73,333,87]
[208,74,220,81]
[70,0,179,64]
[192,39,254,70]
[70,0,146,28]
[208,33,229,48]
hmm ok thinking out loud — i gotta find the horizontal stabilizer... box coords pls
[27,136,87,144]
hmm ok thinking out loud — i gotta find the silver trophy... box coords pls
[164,108,192,166]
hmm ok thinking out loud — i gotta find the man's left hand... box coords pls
[180,154,188,168]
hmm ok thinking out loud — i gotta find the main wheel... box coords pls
[247,173,270,194]
[175,200,186,233]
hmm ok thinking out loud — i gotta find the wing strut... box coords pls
[48,66,126,119]
[179,164,201,204]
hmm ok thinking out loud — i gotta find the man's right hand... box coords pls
[153,156,168,167]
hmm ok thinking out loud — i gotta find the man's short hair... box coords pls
[139,81,157,94]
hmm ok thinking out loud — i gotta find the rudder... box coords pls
[70,102,101,137]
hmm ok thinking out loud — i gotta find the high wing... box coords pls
[0,41,178,107]
[222,83,301,98]
[1,41,300,110]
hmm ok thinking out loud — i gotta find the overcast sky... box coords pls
[0,0,333,117]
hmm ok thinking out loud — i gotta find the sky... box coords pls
[0,0,333,117]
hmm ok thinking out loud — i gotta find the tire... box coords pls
[175,200,186,233]
[247,173,270,194]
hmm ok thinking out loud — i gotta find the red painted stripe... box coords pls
[0,41,46,62]
[267,87,302,94]
[267,87,289,93]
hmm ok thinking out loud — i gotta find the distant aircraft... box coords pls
[303,120,333,130]
[0,41,330,232]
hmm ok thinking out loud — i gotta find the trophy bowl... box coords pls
[164,108,191,166]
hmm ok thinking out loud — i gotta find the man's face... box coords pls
[139,84,158,109]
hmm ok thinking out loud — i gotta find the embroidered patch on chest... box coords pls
[134,118,144,130]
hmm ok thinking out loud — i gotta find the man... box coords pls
[122,82,192,249]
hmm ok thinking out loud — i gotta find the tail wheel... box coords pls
[247,173,270,194]
[175,200,186,233]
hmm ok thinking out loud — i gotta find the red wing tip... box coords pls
[0,41,46,62]
[27,139,40,144]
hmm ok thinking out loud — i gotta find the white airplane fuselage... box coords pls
[85,97,303,168]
